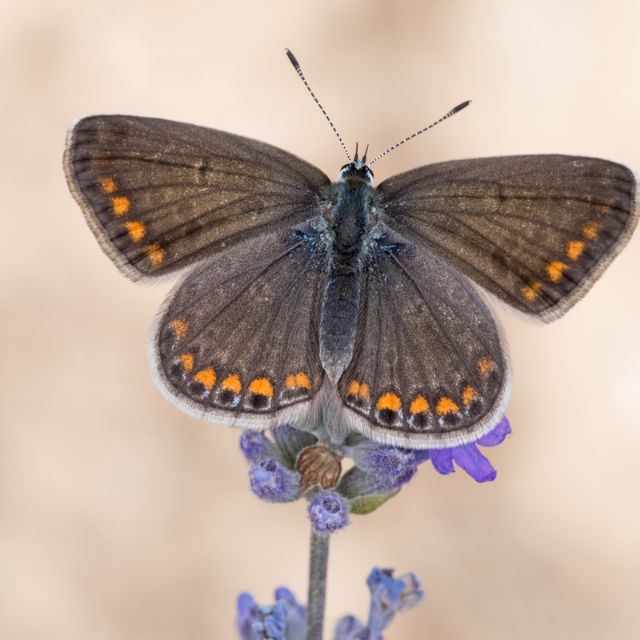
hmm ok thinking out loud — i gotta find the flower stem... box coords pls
[306,528,330,640]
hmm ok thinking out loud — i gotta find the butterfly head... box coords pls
[339,143,374,185]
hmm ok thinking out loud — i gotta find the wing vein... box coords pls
[389,253,479,384]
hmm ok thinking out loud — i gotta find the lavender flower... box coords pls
[241,416,511,532]
[240,431,277,463]
[334,568,424,640]
[249,458,301,503]
[308,490,350,534]
[347,444,418,492]
[423,416,511,483]
[237,588,306,640]
[338,440,418,498]
[237,568,422,640]
[366,568,424,635]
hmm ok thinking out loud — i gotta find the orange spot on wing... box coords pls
[285,372,312,391]
[347,381,360,396]
[346,380,370,400]
[477,356,496,377]
[462,385,478,406]
[295,373,313,390]
[123,220,146,243]
[170,319,188,340]
[546,260,567,283]
[179,353,194,373]
[248,377,274,398]
[376,392,402,412]
[436,396,460,416]
[221,374,242,394]
[193,367,216,390]
[566,240,585,261]
[521,281,542,302]
[409,394,429,415]
[582,221,600,240]
[99,177,117,193]
[145,244,165,267]
[111,196,130,217]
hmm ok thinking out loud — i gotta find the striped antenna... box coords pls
[368,100,471,166]
[285,48,351,162]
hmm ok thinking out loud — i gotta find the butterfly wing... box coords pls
[64,115,330,280]
[335,224,509,449]
[378,155,637,321]
[151,220,328,429]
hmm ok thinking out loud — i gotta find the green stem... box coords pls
[306,528,330,640]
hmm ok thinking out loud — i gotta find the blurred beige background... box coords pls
[1,1,639,638]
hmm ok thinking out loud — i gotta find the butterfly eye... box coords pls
[338,163,356,182]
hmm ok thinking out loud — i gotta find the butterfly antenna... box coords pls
[285,48,352,162]
[368,100,471,166]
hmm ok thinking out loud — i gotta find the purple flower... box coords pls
[366,568,424,637]
[424,416,511,482]
[351,444,418,492]
[236,587,306,640]
[240,431,277,463]
[236,568,423,640]
[249,458,301,503]
[334,567,424,640]
[308,490,350,534]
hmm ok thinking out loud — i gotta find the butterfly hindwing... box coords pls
[64,115,330,280]
[378,155,637,321]
[336,224,509,449]
[151,220,328,429]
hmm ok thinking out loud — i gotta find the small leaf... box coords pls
[343,432,369,448]
[349,490,399,515]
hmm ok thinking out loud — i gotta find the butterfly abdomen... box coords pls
[320,262,363,382]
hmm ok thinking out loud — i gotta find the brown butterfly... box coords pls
[64,50,637,449]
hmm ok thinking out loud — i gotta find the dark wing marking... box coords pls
[65,115,330,280]
[336,224,509,449]
[378,155,637,321]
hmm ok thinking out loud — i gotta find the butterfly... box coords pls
[63,51,637,450]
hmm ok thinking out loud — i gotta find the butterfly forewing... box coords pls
[336,224,509,449]
[65,115,330,280]
[151,221,328,429]
[379,155,637,321]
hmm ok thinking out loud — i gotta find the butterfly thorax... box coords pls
[319,166,379,383]
[329,162,377,254]
[332,184,375,252]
